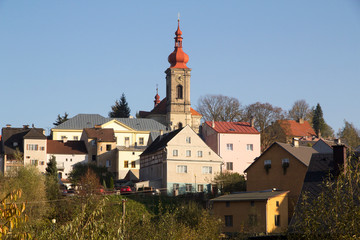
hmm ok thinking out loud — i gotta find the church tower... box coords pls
[166,19,192,130]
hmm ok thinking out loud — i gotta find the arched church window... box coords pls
[178,122,183,128]
[177,85,183,99]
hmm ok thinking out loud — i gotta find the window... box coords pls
[106,160,111,168]
[124,161,129,168]
[40,146,45,151]
[275,215,280,226]
[197,184,203,192]
[106,144,111,151]
[125,137,130,147]
[177,85,183,99]
[249,214,257,226]
[186,184,192,192]
[226,143,233,151]
[202,166,212,174]
[139,137,144,145]
[226,162,233,171]
[131,161,136,168]
[173,149,178,156]
[225,215,233,227]
[40,161,44,165]
[13,142,18,147]
[247,144,253,151]
[66,158,68,161]
[264,160,271,166]
[92,155,96,161]
[100,146,103,151]
[173,183,179,190]
[197,151,203,157]
[226,201,230,207]
[73,136,79,140]
[177,165,187,173]
[186,137,191,143]
[91,140,96,146]
[31,160,38,166]
[186,150,191,157]
[27,144,38,151]
[251,201,255,207]
[61,136,66,140]
[276,201,280,207]
[178,122,183,128]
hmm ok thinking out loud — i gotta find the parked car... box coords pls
[120,186,132,195]
[137,187,160,195]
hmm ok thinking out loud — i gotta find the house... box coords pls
[140,125,223,195]
[290,144,346,229]
[1,125,47,175]
[201,121,260,174]
[46,139,88,179]
[277,119,317,143]
[138,20,202,133]
[244,140,318,220]
[211,190,289,235]
[80,127,118,177]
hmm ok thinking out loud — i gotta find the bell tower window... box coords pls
[177,85,183,99]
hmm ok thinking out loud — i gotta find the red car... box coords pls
[120,186,132,194]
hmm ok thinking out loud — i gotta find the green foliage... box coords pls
[0,166,49,223]
[109,93,131,118]
[312,103,325,136]
[69,163,110,185]
[46,155,58,179]
[292,154,360,239]
[108,177,114,190]
[338,120,360,149]
[53,112,69,126]
[213,171,246,194]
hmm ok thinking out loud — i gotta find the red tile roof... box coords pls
[278,120,316,137]
[205,121,260,134]
[47,140,88,154]
[139,98,202,117]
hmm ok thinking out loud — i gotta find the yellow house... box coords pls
[211,190,289,235]
[244,141,317,221]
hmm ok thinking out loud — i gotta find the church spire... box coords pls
[168,19,189,69]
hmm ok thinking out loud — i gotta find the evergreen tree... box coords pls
[312,103,325,137]
[338,120,360,149]
[53,112,69,126]
[108,93,131,118]
[46,155,58,179]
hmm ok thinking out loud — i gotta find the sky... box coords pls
[0,0,359,135]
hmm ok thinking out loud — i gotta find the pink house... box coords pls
[202,121,260,174]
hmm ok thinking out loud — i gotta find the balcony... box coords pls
[57,162,65,170]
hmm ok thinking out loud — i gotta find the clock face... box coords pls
[176,75,183,82]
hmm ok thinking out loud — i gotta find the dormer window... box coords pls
[13,142,18,147]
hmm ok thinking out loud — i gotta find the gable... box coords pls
[101,120,135,132]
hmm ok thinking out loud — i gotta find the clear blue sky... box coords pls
[1,0,359,134]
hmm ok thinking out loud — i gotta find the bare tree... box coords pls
[287,99,312,121]
[242,102,285,132]
[197,94,242,122]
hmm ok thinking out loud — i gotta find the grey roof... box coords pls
[277,142,318,166]
[23,128,46,139]
[53,114,106,129]
[211,190,289,202]
[108,118,167,131]
[141,128,182,156]
[53,114,167,132]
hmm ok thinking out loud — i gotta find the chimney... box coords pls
[23,125,29,129]
[334,139,341,145]
[250,117,255,128]
[333,144,347,176]
[212,120,215,128]
[6,124,11,128]
[298,118,304,124]
[94,125,101,129]
[63,136,68,143]
[292,138,299,147]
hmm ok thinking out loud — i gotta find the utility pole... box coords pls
[122,199,127,235]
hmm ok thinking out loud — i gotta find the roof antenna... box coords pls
[156,84,158,94]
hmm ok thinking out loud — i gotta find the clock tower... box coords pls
[166,19,192,130]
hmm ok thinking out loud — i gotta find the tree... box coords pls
[213,171,246,194]
[69,163,110,185]
[292,156,360,239]
[196,94,243,122]
[53,112,69,126]
[312,103,325,137]
[338,120,360,149]
[45,155,59,201]
[242,102,285,133]
[261,121,288,151]
[287,99,312,121]
[109,93,131,118]
[46,155,58,179]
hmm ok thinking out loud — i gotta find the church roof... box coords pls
[168,19,189,69]
[205,121,259,134]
